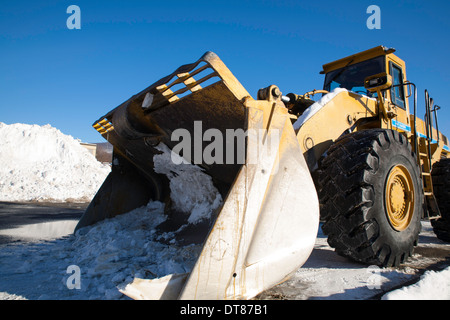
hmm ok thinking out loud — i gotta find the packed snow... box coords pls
[0,122,110,202]
[382,267,450,300]
[153,143,223,225]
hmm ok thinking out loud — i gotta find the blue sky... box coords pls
[1,0,449,143]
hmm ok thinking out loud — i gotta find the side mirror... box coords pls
[364,73,392,92]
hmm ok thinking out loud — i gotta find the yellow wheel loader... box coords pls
[76,46,450,300]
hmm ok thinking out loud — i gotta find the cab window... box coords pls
[323,56,385,97]
[390,62,406,109]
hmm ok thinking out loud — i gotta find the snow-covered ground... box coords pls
[257,220,450,300]
[0,122,448,300]
[0,217,448,300]
[382,266,450,300]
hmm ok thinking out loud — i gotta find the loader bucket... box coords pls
[76,52,319,300]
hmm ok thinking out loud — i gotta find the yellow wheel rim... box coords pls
[385,165,415,231]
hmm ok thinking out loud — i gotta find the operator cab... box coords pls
[320,46,411,130]
[321,46,406,109]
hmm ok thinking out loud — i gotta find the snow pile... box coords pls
[382,267,450,300]
[0,123,110,202]
[153,143,223,225]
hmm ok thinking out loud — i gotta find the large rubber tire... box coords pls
[315,129,423,267]
[431,158,450,242]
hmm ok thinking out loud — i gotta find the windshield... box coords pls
[323,56,385,97]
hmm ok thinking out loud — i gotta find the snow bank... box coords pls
[382,267,450,300]
[0,123,110,202]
